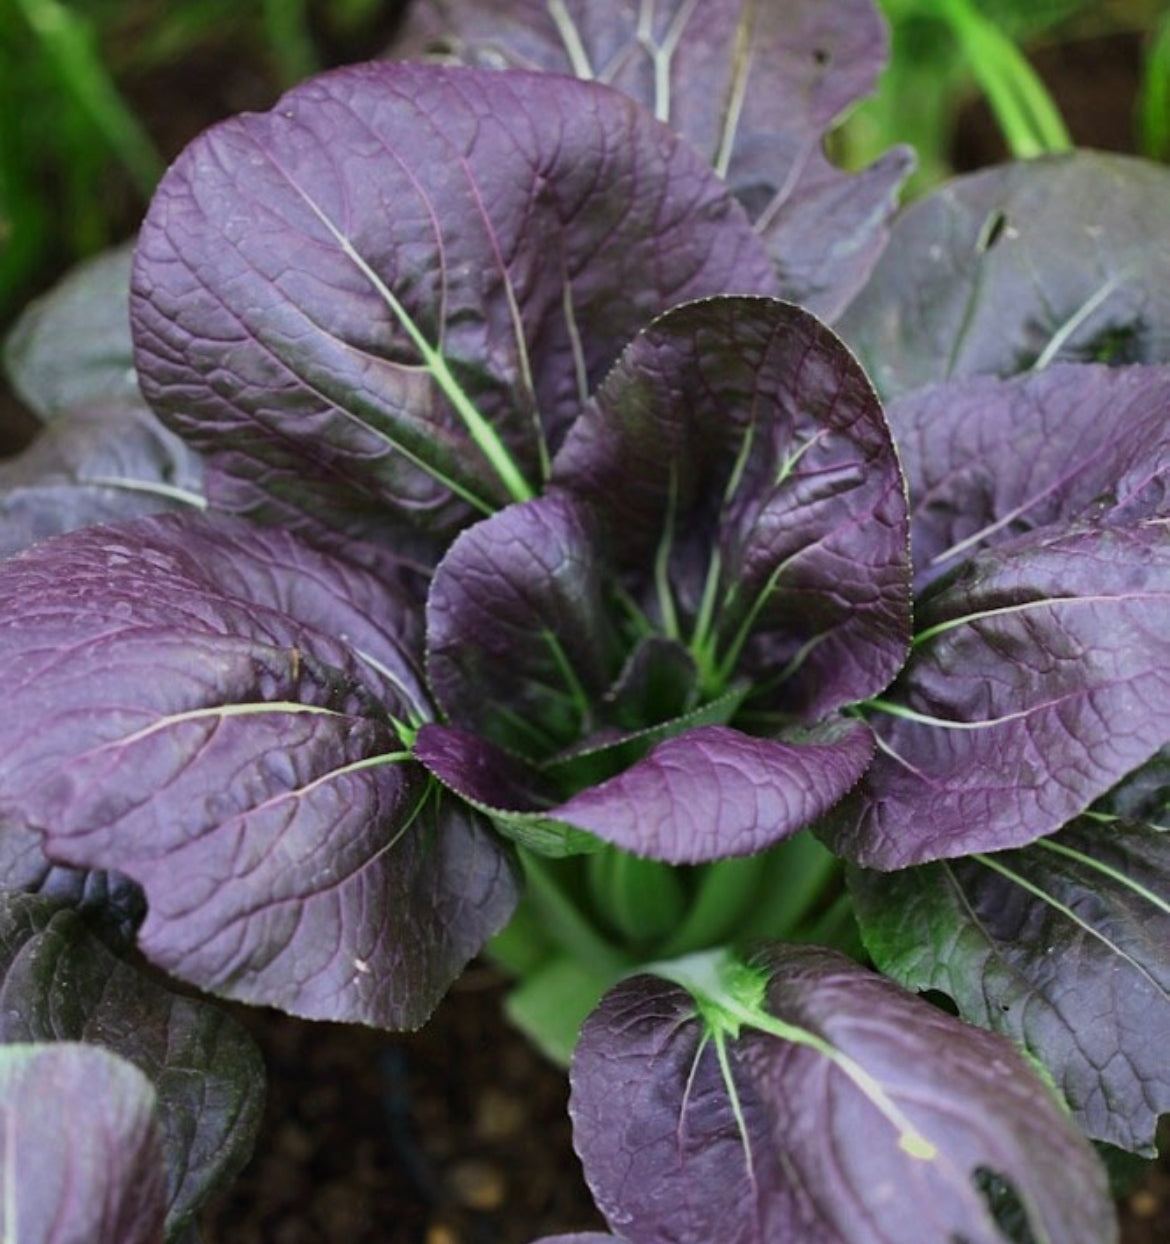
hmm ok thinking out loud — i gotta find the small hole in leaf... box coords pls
[813,47,830,66]
[973,1166,1038,1244]
[976,210,1009,253]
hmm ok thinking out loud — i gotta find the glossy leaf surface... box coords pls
[394,0,912,317]
[841,153,1170,399]
[850,818,1170,1156]
[823,522,1170,868]
[0,892,264,1234]
[571,946,1116,1244]
[0,514,517,1027]
[890,363,1170,587]
[0,1042,167,1243]
[132,61,777,553]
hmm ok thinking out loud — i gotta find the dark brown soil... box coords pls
[199,967,603,1244]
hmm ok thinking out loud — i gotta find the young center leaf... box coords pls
[0,514,517,1028]
[131,61,777,555]
[0,1042,168,1244]
[571,946,1116,1244]
[849,817,1170,1156]
[393,0,912,318]
[0,892,264,1236]
[823,521,1170,868]
[840,152,1170,400]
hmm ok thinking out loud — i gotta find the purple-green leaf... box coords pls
[131,61,777,552]
[0,892,264,1234]
[554,298,911,719]
[823,521,1170,868]
[0,514,517,1027]
[0,1042,167,1244]
[841,152,1170,400]
[393,0,911,318]
[891,363,1170,587]
[850,817,1170,1156]
[570,946,1116,1244]
[0,403,204,560]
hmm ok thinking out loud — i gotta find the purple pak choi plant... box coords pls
[1,1,1169,1240]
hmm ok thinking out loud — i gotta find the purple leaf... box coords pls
[822,521,1170,868]
[426,492,619,758]
[4,242,138,419]
[570,946,1116,1244]
[0,402,204,560]
[891,363,1170,587]
[393,0,911,318]
[850,817,1170,1156]
[841,152,1170,400]
[0,892,264,1234]
[0,514,517,1027]
[131,61,777,552]
[0,1042,167,1243]
[551,720,873,864]
[554,298,911,719]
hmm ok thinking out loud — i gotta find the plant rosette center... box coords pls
[414,296,912,867]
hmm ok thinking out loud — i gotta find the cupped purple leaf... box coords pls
[4,242,138,420]
[554,297,911,720]
[0,514,517,1027]
[0,892,264,1234]
[426,492,619,759]
[822,521,1170,868]
[849,817,1170,1156]
[571,945,1116,1244]
[551,720,874,864]
[393,0,911,318]
[132,61,777,552]
[0,1042,167,1244]
[0,402,204,560]
[840,152,1170,400]
[892,363,1170,587]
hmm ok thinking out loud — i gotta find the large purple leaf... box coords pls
[4,242,138,420]
[850,817,1170,1156]
[840,152,1170,401]
[554,298,911,720]
[532,1237,625,1243]
[131,61,777,553]
[0,1042,167,1243]
[0,514,517,1027]
[892,363,1170,587]
[0,892,263,1235]
[570,946,1115,1244]
[393,0,911,318]
[426,492,619,759]
[0,402,204,560]
[822,521,1170,868]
